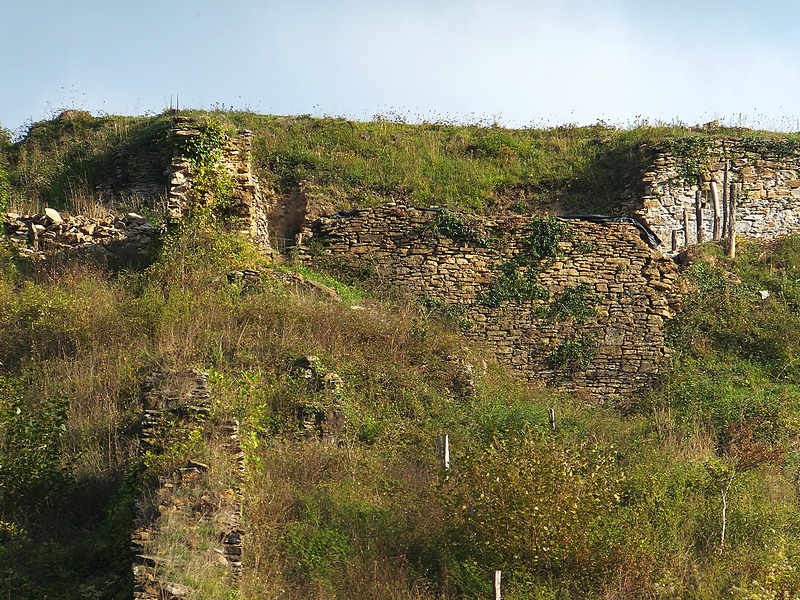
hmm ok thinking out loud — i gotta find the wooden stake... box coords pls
[683,208,691,247]
[494,570,502,600]
[709,181,721,240]
[728,183,737,259]
[548,408,556,432]
[671,229,678,252]
[722,159,729,238]
[695,190,704,243]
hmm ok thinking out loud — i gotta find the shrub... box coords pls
[445,434,625,591]
[0,376,70,514]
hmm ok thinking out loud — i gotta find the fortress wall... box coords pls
[638,138,800,247]
[301,204,679,399]
[167,118,272,246]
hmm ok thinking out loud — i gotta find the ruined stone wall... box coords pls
[637,138,800,247]
[133,370,244,599]
[3,209,159,266]
[302,204,678,399]
[168,118,273,247]
[2,117,275,260]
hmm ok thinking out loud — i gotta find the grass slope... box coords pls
[8,109,798,218]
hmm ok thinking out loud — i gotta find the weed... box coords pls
[549,283,598,323]
[431,209,494,247]
[419,295,473,331]
[664,136,713,185]
[480,217,573,308]
[545,332,599,372]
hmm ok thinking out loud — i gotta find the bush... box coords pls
[0,376,70,514]
[445,433,625,591]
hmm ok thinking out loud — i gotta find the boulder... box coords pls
[44,207,63,224]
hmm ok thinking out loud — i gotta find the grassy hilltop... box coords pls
[2,111,800,599]
[8,108,789,218]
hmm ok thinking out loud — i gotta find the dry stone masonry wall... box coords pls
[168,117,272,246]
[637,137,800,247]
[133,370,244,600]
[301,204,679,399]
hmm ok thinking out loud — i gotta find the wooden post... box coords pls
[548,408,556,432]
[671,229,678,252]
[695,189,704,243]
[494,570,502,600]
[437,434,450,471]
[728,183,737,259]
[710,181,721,240]
[722,159,729,239]
[683,208,691,247]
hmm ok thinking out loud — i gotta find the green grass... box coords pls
[4,211,800,599]
[9,109,800,221]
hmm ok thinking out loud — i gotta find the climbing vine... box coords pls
[740,136,800,159]
[522,216,575,260]
[547,283,597,323]
[431,209,494,247]
[179,120,235,221]
[665,136,713,185]
[545,332,599,372]
[480,262,549,308]
[480,216,574,308]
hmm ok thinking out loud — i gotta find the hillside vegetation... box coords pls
[8,109,794,219]
[2,111,800,599]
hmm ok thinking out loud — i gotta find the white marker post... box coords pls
[437,434,450,471]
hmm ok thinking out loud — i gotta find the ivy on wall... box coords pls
[545,332,599,372]
[664,137,713,186]
[480,216,575,308]
[178,120,235,222]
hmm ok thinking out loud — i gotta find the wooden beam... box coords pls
[695,189,704,243]
[709,181,721,240]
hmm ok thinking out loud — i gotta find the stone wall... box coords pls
[301,204,679,399]
[168,117,272,247]
[133,370,244,599]
[2,116,274,259]
[637,138,800,247]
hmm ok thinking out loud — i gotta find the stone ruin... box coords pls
[631,137,800,249]
[133,370,244,600]
[297,204,679,399]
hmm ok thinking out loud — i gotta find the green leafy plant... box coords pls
[480,265,549,307]
[522,216,574,260]
[0,377,70,512]
[548,283,598,323]
[431,209,493,247]
[419,295,473,330]
[545,332,599,372]
[480,217,573,308]
[664,136,713,185]
[446,435,624,586]
[740,136,800,159]
[178,119,235,222]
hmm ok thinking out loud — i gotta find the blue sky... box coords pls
[2,0,800,134]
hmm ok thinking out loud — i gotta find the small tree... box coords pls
[706,420,785,551]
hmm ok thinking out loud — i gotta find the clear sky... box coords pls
[2,0,800,134]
